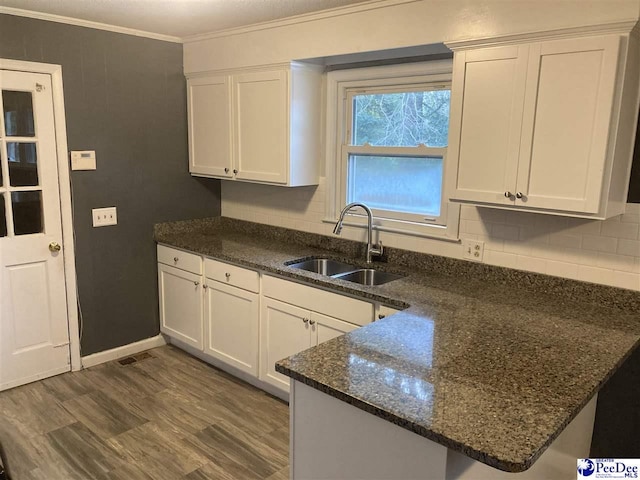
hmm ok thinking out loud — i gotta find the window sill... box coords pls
[321,217,461,243]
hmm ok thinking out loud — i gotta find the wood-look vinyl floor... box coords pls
[0,345,289,479]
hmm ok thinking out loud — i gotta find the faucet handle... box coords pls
[371,240,384,258]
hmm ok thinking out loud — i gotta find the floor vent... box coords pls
[117,351,154,366]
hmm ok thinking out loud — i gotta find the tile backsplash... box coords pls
[221,178,640,291]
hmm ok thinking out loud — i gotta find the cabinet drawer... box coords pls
[205,258,259,293]
[263,275,373,327]
[157,245,202,275]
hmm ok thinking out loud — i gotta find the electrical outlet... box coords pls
[92,207,117,227]
[462,239,484,262]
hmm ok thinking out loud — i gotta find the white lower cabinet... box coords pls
[261,298,359,392]
[158,264,203,350]
[157,246,204,350]
[203,279,259,376]
[261,298,313,391]
[314,312,359,345]
[375,304,402,321]
[260,275,373,393]
[158,249,377,397]
[202,258,260,376]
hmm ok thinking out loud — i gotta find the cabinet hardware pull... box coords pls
[224,167,229,173]
[233,169,238,174]
[194,281,199,286]
[225,272,231,279]
[203,284,208,289]
[378,314,386,320]
[302,318,309,324]
[516,192,523,199]
[174,257,179,262]
[309,319,316,325]
[504,191,513,198]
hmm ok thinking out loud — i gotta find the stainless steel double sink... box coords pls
[286,258,404,286]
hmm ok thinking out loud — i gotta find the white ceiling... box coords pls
[0,0,373,40]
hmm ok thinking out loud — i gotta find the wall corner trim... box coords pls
[81,334,167,369]
[0,6,182,43]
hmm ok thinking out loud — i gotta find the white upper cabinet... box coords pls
[187,62,322,186]
[448,45,529,207]
[187,75,233,178]
[447,29,640,219]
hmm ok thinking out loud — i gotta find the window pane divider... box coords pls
[344,144,446,156]
[7,185,41,192]
[4,136,37,142]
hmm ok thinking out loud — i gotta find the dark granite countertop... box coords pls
[154,217,640,473]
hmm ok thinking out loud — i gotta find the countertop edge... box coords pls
[275,362,535,473]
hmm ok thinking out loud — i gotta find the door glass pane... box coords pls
[7,142,39,186]
[347,154,443,217]
[0,194,6,237]
[352,89,450,147]
[11,190,43,235]
[3,90,35,137]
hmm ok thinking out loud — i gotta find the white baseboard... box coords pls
[81,334,167,368]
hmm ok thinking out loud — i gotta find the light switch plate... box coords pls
[92,207,117,227]
[71,151,96,170]
[462,239,484,262]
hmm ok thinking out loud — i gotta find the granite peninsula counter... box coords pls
[155,217,640,476]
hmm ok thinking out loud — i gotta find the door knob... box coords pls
[49,241,61,252]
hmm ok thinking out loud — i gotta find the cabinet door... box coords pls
[260,297,310,392]
[516,35,621,213]
[158,264,203,349]
[449,45,529,205]
[375,304,401,322]
[204,280,259,376]
[233,69,288,184]
[311,312,358,346]
[187,75,233,178]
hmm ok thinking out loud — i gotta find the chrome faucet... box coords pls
[333,202,383,263]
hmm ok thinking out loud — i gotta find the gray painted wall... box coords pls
[0,14,221,355]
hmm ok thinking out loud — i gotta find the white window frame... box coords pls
[324,60,460,241]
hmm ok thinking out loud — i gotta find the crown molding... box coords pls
[0,6,181,43]
[445,20,638,50]
[182,0,420,44]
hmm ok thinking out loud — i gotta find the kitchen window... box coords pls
[325,60,460,239]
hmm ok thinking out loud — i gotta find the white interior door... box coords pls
[0,70,70,391]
